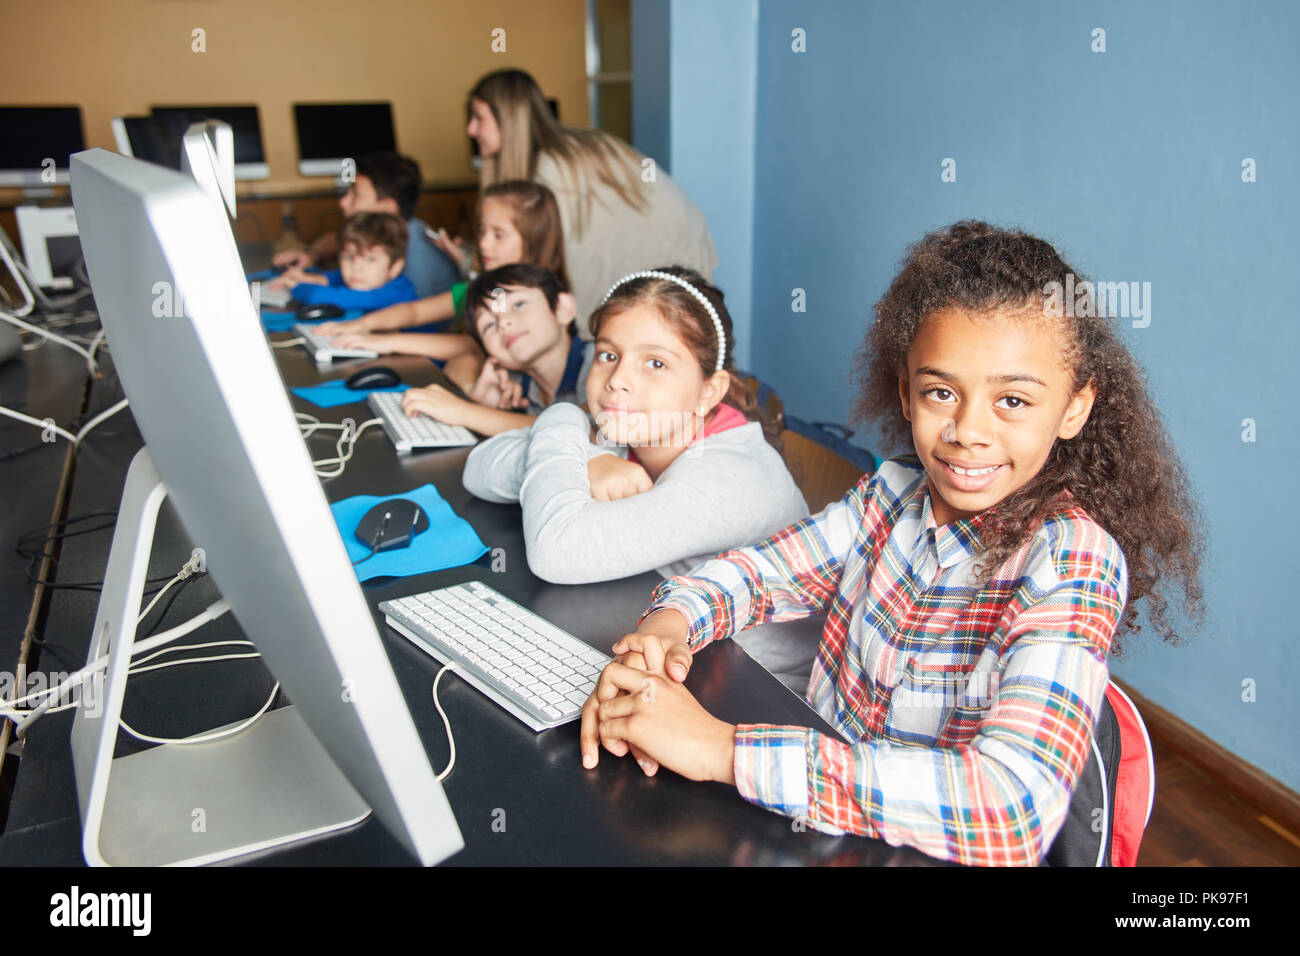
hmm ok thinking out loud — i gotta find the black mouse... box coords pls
[345,366,401,390]
[355,498,430,553]
[296,303,346,321]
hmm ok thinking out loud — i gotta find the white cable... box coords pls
[73,397,129,444]
[0,403,78,445]
[0,307,98,373]
[5,642,263,722]
[3,552,228,731]
[119,682,279,746]
[1,598,231,718]
[432,664,457,781]
[0,397,129,450]
[87,328,107,364]
[135,549,206,624]
[126,650,262,676]
[271,337,305,349]
[131,638,255,668]
[310,417,382,478]
[0,228,35,317]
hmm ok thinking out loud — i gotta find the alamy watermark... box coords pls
[1044,273,1151,328]
[153,279,261,318]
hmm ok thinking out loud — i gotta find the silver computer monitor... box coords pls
[181,120,237,219]
[68,147,463,867]
[293,102,396,177]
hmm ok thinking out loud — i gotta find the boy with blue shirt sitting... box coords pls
[272,212,417,312]
[272,153,459,299]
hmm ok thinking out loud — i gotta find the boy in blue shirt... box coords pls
[272,153,460,298]
[272,212,417,312]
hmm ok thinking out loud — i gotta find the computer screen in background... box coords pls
[150,105,270,180]
[0,106,85,187]
[69,148,463,867]
[293,102,396,177]
[112,114,183,170]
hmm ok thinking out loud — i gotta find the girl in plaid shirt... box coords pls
[579,221,1205,866]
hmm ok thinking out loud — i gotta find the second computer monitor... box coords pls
[293,102,396,178]
[0,106,85,187]
[118,106,270,180]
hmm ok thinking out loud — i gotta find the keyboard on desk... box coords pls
[367,390,476,452]
[252,281,292,309]
[380,581,613,732]
[293,323,379,362]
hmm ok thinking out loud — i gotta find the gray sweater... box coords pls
[462,403,809,585]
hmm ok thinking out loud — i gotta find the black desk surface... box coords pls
[0,335,98,664]
[0,340,944,866]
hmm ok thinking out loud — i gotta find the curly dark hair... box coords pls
[854,221,1204,653]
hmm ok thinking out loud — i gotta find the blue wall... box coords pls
[657,1,1300,791]
[630,0,671,172]
[634,0,759,369]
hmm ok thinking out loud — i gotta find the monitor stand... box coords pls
[70,448,371,866]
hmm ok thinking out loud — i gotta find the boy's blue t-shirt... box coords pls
[404,216,462,299]
[291,270,417,313]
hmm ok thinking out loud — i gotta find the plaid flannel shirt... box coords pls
[645,455,1128,866]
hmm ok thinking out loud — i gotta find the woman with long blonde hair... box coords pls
[466,69,718,337]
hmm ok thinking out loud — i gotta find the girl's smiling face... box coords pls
[477,196,525,271]
[587,304,727,447]
[898,306,1096,527]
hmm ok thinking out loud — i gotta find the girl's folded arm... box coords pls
[730,556,1126,867]
[463,418,626,504]
[520,404,866,613]
[463,427,533,503]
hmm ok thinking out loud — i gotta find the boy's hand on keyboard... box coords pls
[401,384,471,427]
[330,332,394,354]
[316,316,372,337]
[587,454,653,501]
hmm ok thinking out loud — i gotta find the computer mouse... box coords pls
[345,366,401,390]
[355,498,430,553]
[296,303,346,321]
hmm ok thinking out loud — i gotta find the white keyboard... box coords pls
[367,391,476,452]
[294,323,379,362]
[380,581,612,732]
[252,281,292,309]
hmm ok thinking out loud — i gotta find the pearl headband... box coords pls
[598,270,726,372]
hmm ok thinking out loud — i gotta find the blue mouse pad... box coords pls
[293,380,410,408]
[332,484,488,582]
[261,310,300,332]
[246,268,279,282]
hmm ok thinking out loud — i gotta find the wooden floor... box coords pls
[1138,738,1300,866]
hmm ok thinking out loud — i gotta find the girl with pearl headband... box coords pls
[462,266,807,586]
